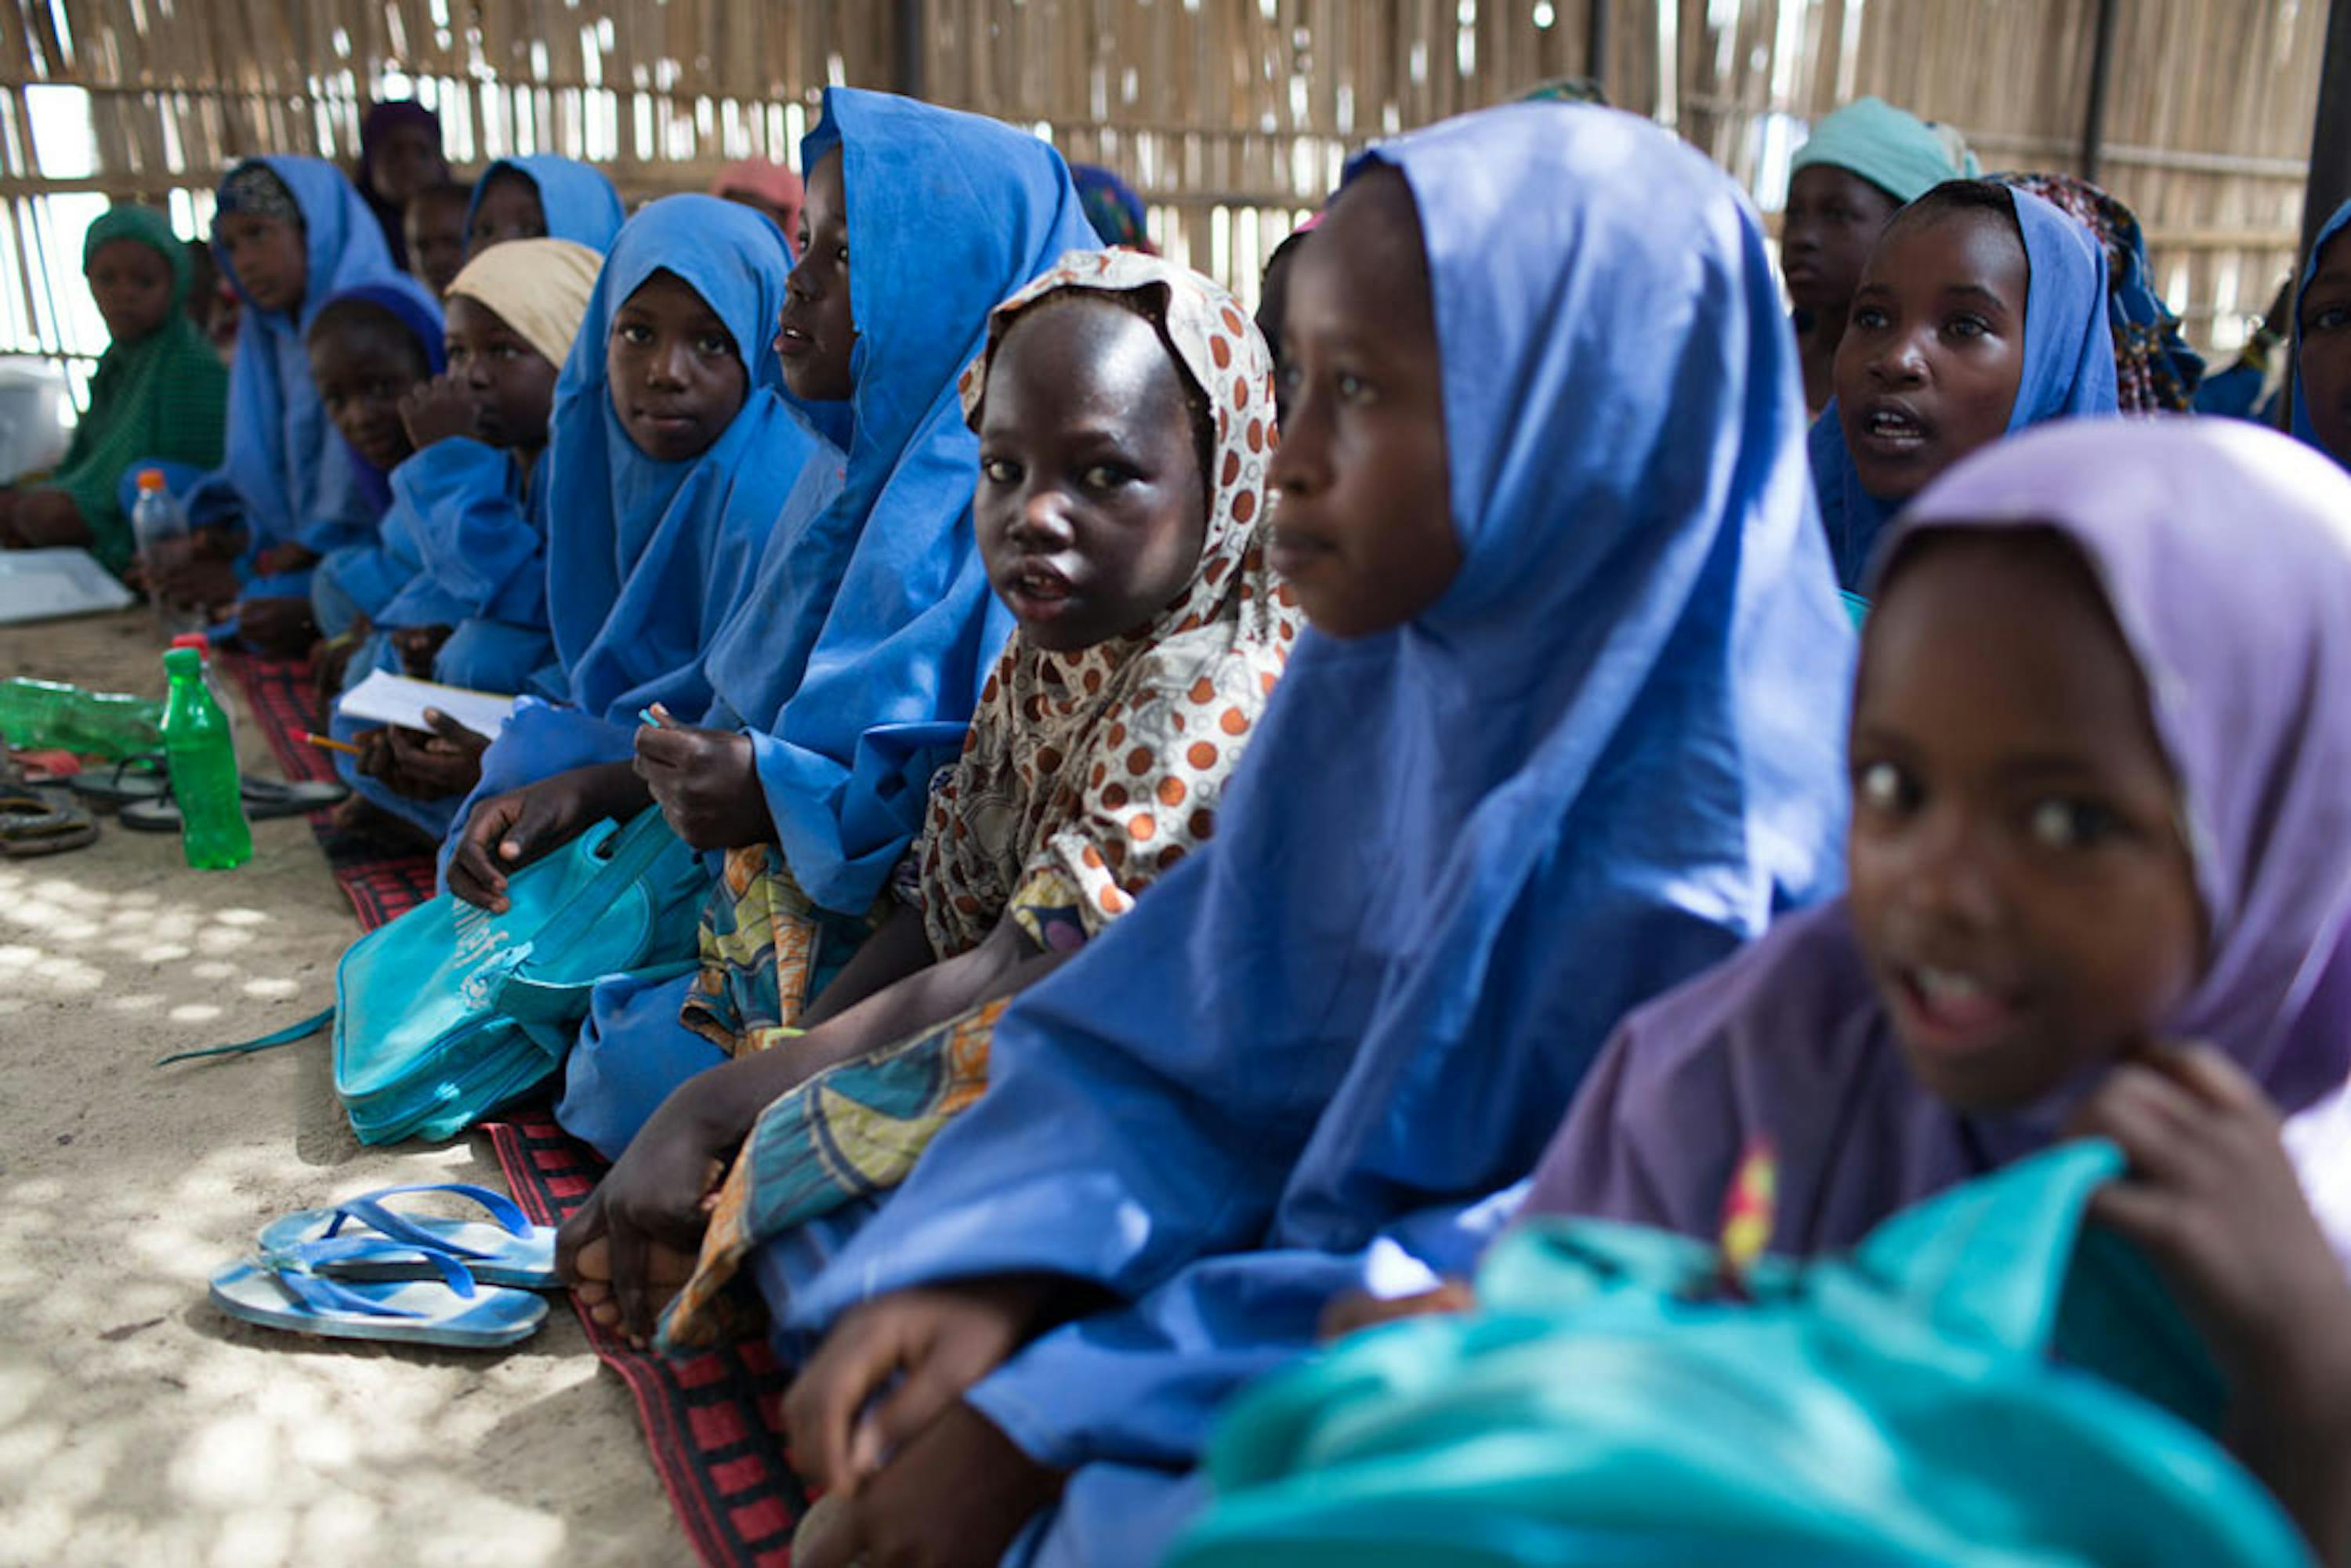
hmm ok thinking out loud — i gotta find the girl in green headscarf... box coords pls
[0,206,228,574]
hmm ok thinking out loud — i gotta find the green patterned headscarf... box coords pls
[38,206,227,573]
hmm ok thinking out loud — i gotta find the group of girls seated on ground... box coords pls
[4,80,2350,1568]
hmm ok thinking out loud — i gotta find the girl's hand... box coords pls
[254,541,321,576]
[399,371,483,450]
[632,706,772,849]
[2075,1043,2351,1563]
[9,490,89,549]
[783,1278,1066,1495]
[793,1400,1063,1568]
[445,761,648,911]
[1319,1278,1478,1341]
[379,710,490,800]
[237,595,319,658]
[393,624,454,678]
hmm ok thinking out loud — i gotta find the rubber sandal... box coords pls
[256,1183,559,1290]
[69,752,169,808]
[0,787,99,857]
[208,1236,548,1349]
[121,775,350,831]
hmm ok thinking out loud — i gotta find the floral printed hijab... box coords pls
[917,249,1302,958]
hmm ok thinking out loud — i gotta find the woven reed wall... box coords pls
[0,0,2326,391]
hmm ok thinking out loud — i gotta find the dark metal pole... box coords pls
[894,0,926,102]
[1586,0,1610,96]
[2283,0,2351,428]
[2080,0,2121,183]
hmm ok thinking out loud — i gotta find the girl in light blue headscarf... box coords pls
[759,101,1855,1567]
[545,86,1096,1160]
[2292,200,2351,469]
[171,156,405,653]
[464,154,627,255]
[1811,179,2119,589]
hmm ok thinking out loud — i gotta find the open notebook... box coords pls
[338,668,520,739]
[0,547,136,626]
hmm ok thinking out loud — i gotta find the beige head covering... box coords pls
[444,237,602,368]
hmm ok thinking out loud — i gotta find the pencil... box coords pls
[303,731,362,756]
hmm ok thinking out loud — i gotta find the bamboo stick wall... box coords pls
[0,0,2325,394]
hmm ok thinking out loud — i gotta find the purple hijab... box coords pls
[1524,418,2351,1255]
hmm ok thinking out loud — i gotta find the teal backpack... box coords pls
[1172,1143,2310,1568]
[164,808,708,1145]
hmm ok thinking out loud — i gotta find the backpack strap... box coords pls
[155,1005,335,1067]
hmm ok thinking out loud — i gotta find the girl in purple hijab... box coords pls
[1523,417,2351,1561]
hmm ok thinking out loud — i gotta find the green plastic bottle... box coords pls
[161,647,252,870]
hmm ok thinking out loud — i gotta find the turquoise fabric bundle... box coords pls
[1788,96,1976,205]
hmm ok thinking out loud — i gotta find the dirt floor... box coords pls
[0,610,688,1566]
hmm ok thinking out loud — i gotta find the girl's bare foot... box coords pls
[567,1232,704,1334]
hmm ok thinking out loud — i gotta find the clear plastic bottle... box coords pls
[131,469,201,636]
[161,646,252,870]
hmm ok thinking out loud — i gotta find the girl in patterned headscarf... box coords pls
[561,251,1302,1350]
[1994,172,2204,413]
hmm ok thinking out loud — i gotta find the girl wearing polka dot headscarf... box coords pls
[566,251,1300,1351]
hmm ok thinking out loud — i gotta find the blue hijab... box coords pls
[464,155,627,253]
[314,276,447,516]
[779,103,1855,1523]
[1812,185,2118,588]
[701,87,1093,914]
[2294,201,2350,467]
[206,155,404,573]
[544,194,828,724]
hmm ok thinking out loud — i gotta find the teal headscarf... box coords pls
[41,207,226,574]
[1789,97,1976,205]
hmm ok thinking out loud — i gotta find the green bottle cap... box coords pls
[163,647,202,676]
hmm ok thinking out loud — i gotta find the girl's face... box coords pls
[607,270,748,462]
[467,171,548,258]
[371,123,444,205]
[445,294,559,453]
[309,310,431,473]
[777,148,857,403]
[1835,207,2030,504]
[1847,531,2203,1114]
[405,191,471,299]
[975,296,1208,653]
[216,212,306,316]
[1265,167,1460,639]
[1780,165,1900,320]
[85,238,177,343]
[2297,232,2351,463]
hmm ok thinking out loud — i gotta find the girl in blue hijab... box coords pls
[759,102,1855,1568]
[304,277,447,638]
[166,157,405,655]
[464,154,627,255]
[437,192,831,871]
[538,87,1095,1159]
[2292,199,2351,469]
[1811,179,2118,589]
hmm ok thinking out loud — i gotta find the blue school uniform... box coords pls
[464,155,628,253]
[552,86,1094,1157]
[306,277,448,636]
[2294,201,2350,469]
[187,156,407,602]
[1811,186,2120,588]
[756,103,1856,1564]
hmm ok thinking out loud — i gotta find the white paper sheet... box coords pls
[0,547,136,625]
[336,668,518,739]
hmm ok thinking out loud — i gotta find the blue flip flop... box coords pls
[256,1183,559,1290]
[209,1236,548,1349]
